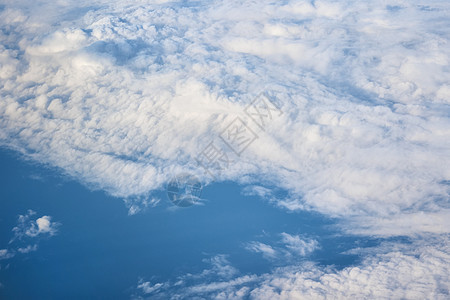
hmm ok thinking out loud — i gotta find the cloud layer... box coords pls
[1,0,449,237]
[1,1,449,298]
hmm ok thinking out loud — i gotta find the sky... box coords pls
[0,0,449,299]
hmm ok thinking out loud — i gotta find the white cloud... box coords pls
[12,211,59,240]
[134,254,247,299]
[135,236,450,299]
[124,197,160,216]
[25,216,58,237]
[1,1,450,297]
[17,244,38,254]
[280,233,319,257]
[245,242,278,260]
[186,275,257,297]
[201,255,239,280]
[0,0,449,238]
[245,233,319,261]
[137,281,163,295]
[249,237,450,300]
[0,210,60,262]
[0,249,15,260]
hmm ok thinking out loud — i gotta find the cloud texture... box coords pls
[1,1,449,298]
[133,236,449,299]
[1,0,449,236]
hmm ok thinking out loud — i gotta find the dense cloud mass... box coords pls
[1,0,449,235]
[1,0,449,298]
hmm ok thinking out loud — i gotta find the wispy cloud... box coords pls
[133,254,245,298]
[245,233,319,261]
[137,280,164,295]
[0,210,60,264]
[124,197,160,216]
[134,236,450,299]
[280,233,319,257]
[245,242,278,260]
[11,210,60,242]
[17,244,38,254]
[0,249,15,261]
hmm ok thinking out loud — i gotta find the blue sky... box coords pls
[1,0,449,299]
[0,148,381,298]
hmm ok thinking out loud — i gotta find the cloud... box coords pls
[133,254,248,299]
[137,280,164,295]
[134,236,450,299]
[17,244,38,254]
[245,233,319,261]
[0,249,15,260]
[0,0,449,238]
[1,2,450,298]
[201,255,239,280]
[124,197,160,216]
[0,210,60,263]
[0,0,450,299]
[25,216,58,237]
[245,242,278,260]
[186,275,257,297]
[12,210,60,240]
[249,236,450,300]
[280,233,319,257]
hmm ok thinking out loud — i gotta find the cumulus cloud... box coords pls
[249,237,450,300]
[1,1,449,297]
[11,210,60,240]
[0,0,449,236]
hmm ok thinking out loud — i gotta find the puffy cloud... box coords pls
[0,1,448,299]
[12,210,59,240]
[0,0,449,236]
[1,3,450,298]
[201,255,239,280]
[249,237,450,300]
